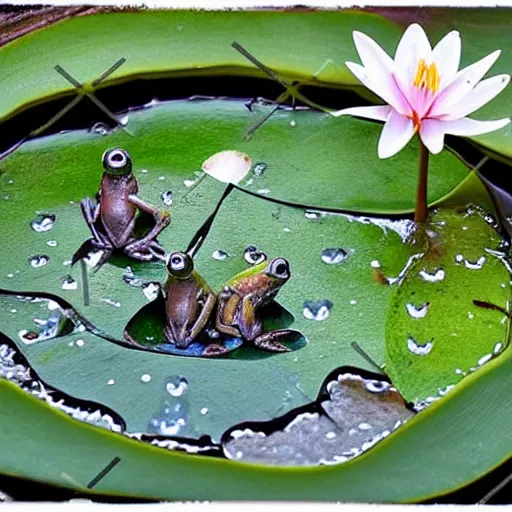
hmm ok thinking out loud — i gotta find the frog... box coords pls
[163,251,216,348]
[77,148,170,263]
[211,257,294,354]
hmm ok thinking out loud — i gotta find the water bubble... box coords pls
[161,190,173,206]
[325,431,336,440]
[166,376,188,397]
[405,302,429,319]
[252,162,268,176]
[494,342,503,355]
[47,240,58,247]
[304,210,326,220]
[142,282,160,301]
[303,300,332,321]
[29,255,49,268]
[477,353,492,366]
[321,248,348,265]
[419,269,445,282]
[407,336,433,355]
[90,122,110,135]
[141,374,152,383]
[200,407,209,416]
[108,379,115,386]
[212,249,229,261]
[464,256,486,270]
[358,422,372,431]
[76,339,85,347]
[244,246,267,265]
[30,214,55,233]
[61,276,77,291]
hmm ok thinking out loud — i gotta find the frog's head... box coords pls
[102,148,133,176]
[166,251,194,279]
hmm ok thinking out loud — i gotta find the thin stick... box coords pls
[351,342,384,374]
[80,259,90,307]
[414,137,429,224]
[479,471,512,504]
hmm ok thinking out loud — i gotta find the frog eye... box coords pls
[166,251,193,275]
[269,258,290,279]
[102,148,132,174]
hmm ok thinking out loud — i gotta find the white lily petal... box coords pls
[353,31,395,74]
[346,61,410,116]
[330,105,392,121]
[442,74,511,120]
[394,24,432,92]
[419,119,445,154]
[202,150,253,185]
[432,30,461,88]
[377,110,415,159]
[430,50,502,117]
[441,117,510,137]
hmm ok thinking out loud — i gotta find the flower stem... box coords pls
[414,137,429,224]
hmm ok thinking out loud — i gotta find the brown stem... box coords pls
[414,137,429,224]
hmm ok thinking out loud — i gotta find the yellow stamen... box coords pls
[413,59,440,93]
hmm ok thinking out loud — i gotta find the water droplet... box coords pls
[9,309,17,314]
[177,24,184,31]
[212,249,229,261]
[122,266,144,287]
[244,246,267,265]
[290,120,296,127]
[304,210,326,220]
[468,312,474,319]
[370,260,381,269]
[200,407,209,416]
[139,169,148,174]
[464,256,486,270]
[455,368,465,375]
[161,190,173,206]
[30,214,55,233]
[63,260,72,267]
[90,122,110,135]
[120,115,129,126]
[407,336,433,355]
[184,179,196,187]
[166,376,188,397]
[29,255,49,268]
[405,302,429,319]
[358,422,372,431]
[325,431,336,440]
[365,380,390,393]
[494,342,503,355]
[477,353,492,366]
[46,240,58,247]
[101,298,120,308]
[142,282,160,301]
[108,379,115,386]
[321,248,348,265]
[141,374,152,383]
[303,300,332,321]
[252,162,267,176]
[61,276,77,291]
[419,269,445,282]
[76,339,84,347]
[257,189,270,195]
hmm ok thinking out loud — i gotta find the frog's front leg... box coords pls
[253,330,293,352]
[125,194,171,253]
[184,292,217,343]
[215,288,242,338]
[80,197,113,251]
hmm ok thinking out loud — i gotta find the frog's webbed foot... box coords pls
[253,329,293,352]
[202,343,231,357]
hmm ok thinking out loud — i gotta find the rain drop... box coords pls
[90,122,110,135]
[29,255,49,268]
[252,162,268,176]
[166,376,188,397]
[141,374,152,383]
[212,249,229,261]
[321,248,348,265]
[464,256,486,270]
[405,302,429,319]
[290,120,296,127]
[75,339,84,347]
[494,342,503,355]
[61,276,77,291]
[303,300,332,321]
[257,189,270,195]
[477,353,492,366]
[184,179,196,187]
[161,190,173,206]
[47,240,58,247]
[407,336,433,355]
[108,379,115,386]
[419,269,445,282]
[200,407,209,416]
[244,246,267,265]
[30,214,55,233]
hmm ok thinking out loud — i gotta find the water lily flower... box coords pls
[334,23,510,159]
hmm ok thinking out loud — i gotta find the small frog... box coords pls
[78,148,170,262]
[213,257,294,353]
[164,251,216,348]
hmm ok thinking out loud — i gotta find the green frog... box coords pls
[163,251,216,348]
[213,257,294,353]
